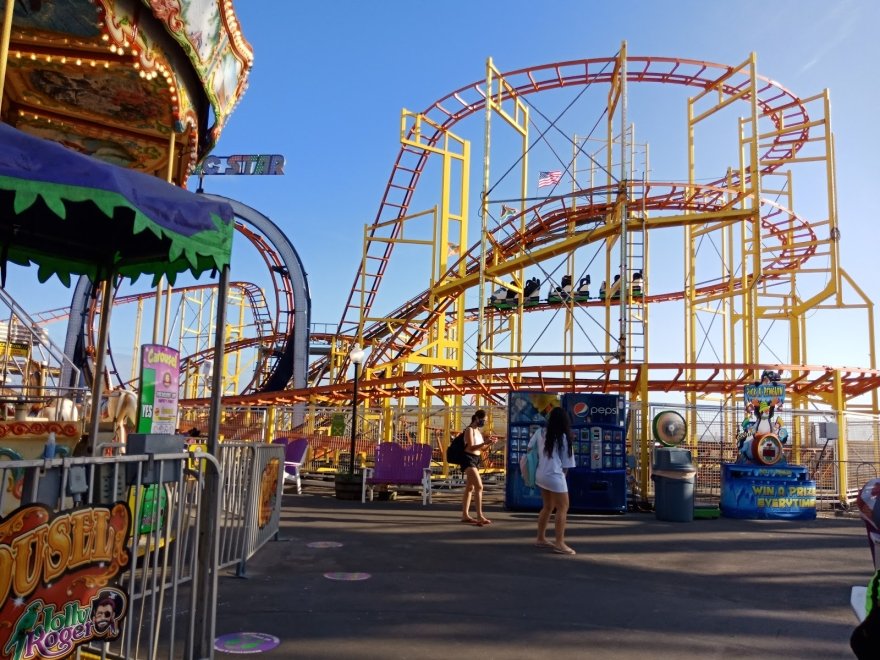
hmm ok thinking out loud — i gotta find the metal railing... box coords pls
[0,442,284,659]
[216,442,285,576]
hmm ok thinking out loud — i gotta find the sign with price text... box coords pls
[136,344,180,434]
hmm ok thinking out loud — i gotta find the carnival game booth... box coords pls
[720,372,817,520]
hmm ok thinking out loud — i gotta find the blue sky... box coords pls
[12,0,880,388]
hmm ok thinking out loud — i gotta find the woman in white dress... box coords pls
[529,406,576,554]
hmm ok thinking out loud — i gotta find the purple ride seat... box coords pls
[362,442,433,505]
[274,437,309,494]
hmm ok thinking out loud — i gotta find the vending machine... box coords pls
[505,391,627,513]
[505,391,561,511]
[563,393,627,513]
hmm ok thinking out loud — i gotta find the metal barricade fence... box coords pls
[216,442,285,576]
[0,451,222,659]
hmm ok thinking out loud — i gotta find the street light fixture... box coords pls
[348,343,365,475]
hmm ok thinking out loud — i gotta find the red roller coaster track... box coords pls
[334,55,809,361]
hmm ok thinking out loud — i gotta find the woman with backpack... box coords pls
[459,409,494,526]
[529,406,577,554]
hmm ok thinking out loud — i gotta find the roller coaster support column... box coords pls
[617,42,629,374]
[637,365,650,503]
[477,58,529,389]
[194,263,228,658]
[417,381,429,444]
[396,111,469,414]
[380,370,394,443]
[476,60,492,377]
[266,405,277,444]
[87,277,115,453]
[833,369,848,507]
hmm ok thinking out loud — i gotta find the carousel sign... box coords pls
[136,344,180,435]
[0,502,131,660]
[193,154,285,176]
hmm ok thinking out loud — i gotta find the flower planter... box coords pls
[334,472,362,500]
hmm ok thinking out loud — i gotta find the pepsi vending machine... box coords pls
[505,391,627,513]
[564,393,627,513]
[505,391,561,511]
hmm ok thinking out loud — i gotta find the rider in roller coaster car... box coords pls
[610,274,622,300]
[489,282,517,309]
[631,271,643,297]
[523,277,542,306]
[574,275,590,302]
[547,275,572,303]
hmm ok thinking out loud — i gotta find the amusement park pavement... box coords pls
[213,480,868,659]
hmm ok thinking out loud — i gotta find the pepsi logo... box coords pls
[572,402,588,417]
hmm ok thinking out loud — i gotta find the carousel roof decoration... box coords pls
[1,0,253,182]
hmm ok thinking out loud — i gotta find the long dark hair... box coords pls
[544,406,572,458]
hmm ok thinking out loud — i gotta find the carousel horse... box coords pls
[40,397,80,421]
[19,394,80,422]
[102,388,138,444]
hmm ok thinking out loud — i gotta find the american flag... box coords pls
[538,170,562,188]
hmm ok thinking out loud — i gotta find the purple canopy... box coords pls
[0,123,234,286]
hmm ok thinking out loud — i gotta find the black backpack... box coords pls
[446,431,465,464]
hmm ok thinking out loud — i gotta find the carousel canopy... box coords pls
[0,122,234,286]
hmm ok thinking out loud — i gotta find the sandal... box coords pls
[534,541,554,549]
[460,518,481,525]
[476,518,492,525]
[552,545,576,555]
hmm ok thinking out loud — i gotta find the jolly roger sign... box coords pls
[0,502,132,659]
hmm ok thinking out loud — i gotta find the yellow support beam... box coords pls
[432,208,754,299]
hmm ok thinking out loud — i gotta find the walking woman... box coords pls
[460,409,494,525]
[530,406,576,554]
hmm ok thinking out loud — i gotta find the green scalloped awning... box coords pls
[0,124,234,287]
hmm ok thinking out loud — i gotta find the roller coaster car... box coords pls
[598,280,606,299]
[574,275,591,302]
[523,277,542,307]
[490,282,518,309]
[631,271,643,297]
[610,274,622,300]
[547,275,572,304]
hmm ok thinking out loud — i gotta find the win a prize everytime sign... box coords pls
[137,344,180,434]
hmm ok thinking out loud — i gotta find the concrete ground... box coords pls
[214,481,868,659]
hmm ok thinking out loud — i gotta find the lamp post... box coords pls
[348,343,365,474]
